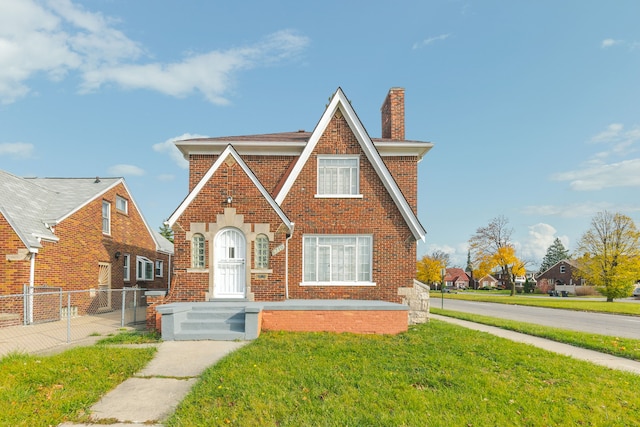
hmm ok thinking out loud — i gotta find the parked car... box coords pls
[633,287,640,297]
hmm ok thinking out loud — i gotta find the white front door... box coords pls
[214,228,246,298]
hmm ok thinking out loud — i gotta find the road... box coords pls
[438,298,640,340]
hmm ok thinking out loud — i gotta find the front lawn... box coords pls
[167,323,640,426]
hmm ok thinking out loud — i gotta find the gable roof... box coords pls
[166,145,293,232]
[274,87,427,241]
[0,170,173,254]
[445,268,470,282]
[537,259,580,278]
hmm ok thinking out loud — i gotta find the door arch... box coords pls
[214,228,246,298]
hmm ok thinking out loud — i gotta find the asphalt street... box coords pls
[439,298,640,340]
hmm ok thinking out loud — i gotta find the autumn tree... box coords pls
[469,216,525,296]
[538,237,570,274]
[574,211,640,302]
[416,250,449,289]
[159,223,174,243]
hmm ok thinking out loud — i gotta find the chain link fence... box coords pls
[0,287,150,354]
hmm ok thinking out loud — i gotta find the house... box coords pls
[0,170,173,326]
[154,87,432,337]
[477,274,499,289]
[536,259,586,294]
[445,268,470,289]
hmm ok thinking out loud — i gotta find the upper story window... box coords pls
[116,195,128,214]
[560,265,566,274]
[136,256,154,281]
[255,234,269,269]
[303,235,372,284]
[317,156,360,197]
[102,201,110,234]
[155,260,164,277]
[123,254,130,281]
[192,233,206,268]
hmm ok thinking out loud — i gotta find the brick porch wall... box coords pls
[260,310,408,335]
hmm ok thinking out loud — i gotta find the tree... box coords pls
[538,237,570,273]
[159,223,174,243]
[574,211,640,302]
[416,251,449,289]
[469,216,525,296]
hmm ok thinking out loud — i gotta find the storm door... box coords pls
[214,228,246,298]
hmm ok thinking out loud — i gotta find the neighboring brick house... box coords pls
[536,259,586,291]
[445,268,470,289]
[0,170,173,324]
[164,87,432,308]
[477,274,499,289]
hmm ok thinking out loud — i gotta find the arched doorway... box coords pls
[214,228,246,298]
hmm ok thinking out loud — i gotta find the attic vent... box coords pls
[298,129,305,132]
[94,177,101,183]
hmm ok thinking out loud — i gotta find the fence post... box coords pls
[67,292,71,343]
[133,288,138,324]
[23,284,27,326]
[121,288,126,327]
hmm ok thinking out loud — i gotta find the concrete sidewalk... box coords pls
[431,313,640,375]
[59,340,247,426]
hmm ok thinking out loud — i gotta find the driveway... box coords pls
[439,298,640,340]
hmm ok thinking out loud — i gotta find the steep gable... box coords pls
[274,87,426,241]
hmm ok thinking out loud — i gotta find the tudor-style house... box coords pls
[0,171,173,325]
[164,87,432,308]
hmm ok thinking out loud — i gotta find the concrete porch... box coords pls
[155,300,410,341]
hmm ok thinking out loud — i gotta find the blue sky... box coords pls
[1,0,639,269]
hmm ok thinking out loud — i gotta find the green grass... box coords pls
[0,345,156,426]
[96,328,162,345]
[166,325,640,426]
[434,291,640,315]
[432,308,640,361]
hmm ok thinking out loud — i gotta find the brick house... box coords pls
[0,170,173,325]
[536,259,586,293]
[445,268,470,289]
[156,87,432,337]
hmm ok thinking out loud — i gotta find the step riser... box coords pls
[174,307,247,341]
[187,312,245,321]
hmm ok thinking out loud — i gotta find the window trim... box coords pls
[123,254,130,282]
[155,259,164,277]
[302,234,374,286]
[254,234,269,270]
[316,155,362,198]
[116,195,128,214]
[102,200,111,235]
[136,256,154,281]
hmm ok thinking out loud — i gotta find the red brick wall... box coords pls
[279,112,417,303]
[261,310,408,334]
[0,214,30,295]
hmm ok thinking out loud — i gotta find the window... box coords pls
[116,195,128,214]
[192,233,206,268]
[136,256,154,281]
[155,260,164,277]
[317,156,360,196]
[102,201,110,234]
[560,265,566,274]
[123,254,130,281]
[255,234,269,269]
[303,235,372,284]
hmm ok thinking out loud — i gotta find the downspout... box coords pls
[28,248,37,324]
[168,253,172,292]
[285,223,295,300]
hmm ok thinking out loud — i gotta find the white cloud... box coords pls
[156,174,175,182]
[518,223,569,264]
[0,142,34,158]
[601,38,622,48]
[107,164,145,176]
[153,133,208,169]
[412,34,450,50]
[552,159,640,191]
[0,1,308,104]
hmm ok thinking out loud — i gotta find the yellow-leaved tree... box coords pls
[575,211,640,302]
[416,250,449,289]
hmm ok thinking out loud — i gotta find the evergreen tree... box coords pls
[159,223,174,243]
[538,237,570,273]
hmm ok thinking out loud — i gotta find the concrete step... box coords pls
[180,318,245,332]
[173,330,245,341]
[174,305,247,341]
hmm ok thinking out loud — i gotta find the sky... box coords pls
[1,0,639,270]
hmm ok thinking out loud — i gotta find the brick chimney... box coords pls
[381,87,405,140]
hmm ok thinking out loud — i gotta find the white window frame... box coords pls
[123,254,130,282]
[316,155,362,198]
[560,265,566,274]
[136,256,154,281]
[192,233,206,269]
[102,201,111,234]
[254,234,269,269]
[116,195,128,214]
[155,260,164,277]
[302,234,374,286]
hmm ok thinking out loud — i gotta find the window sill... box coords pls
[314,194,363,199]
[187,268,209,273]
[300,281,376,287]
[251,269,273,274]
